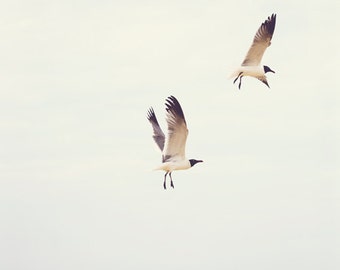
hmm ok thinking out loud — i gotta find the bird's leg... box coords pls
[238,75,243,90]
[233,72,243,84]
[169,172,174,188]
[163,172,168,189]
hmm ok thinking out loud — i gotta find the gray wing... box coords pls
[147,107,165,151]
[162,96,188,162]
[242,14,276,66]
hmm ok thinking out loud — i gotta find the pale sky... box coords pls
[0,1,339,269]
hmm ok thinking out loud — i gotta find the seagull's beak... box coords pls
[267,67,275,73]
[197,160,203,163]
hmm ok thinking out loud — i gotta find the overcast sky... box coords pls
[0,1,339,269]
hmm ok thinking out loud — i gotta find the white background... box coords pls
[0,1,339,269]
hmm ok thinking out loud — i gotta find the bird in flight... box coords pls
[147,96,203,189]
[231,14,277,89]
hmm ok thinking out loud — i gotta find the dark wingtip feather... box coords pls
[263,13,276,36]
[147,107,160,125]
[147,107,154,120]
[165,95,186,122]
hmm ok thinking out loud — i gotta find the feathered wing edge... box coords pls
[165,96,187,126]
[147,107,165,151]
[241,13,276,66]
[254,14,276,44]
[162,95,188,162]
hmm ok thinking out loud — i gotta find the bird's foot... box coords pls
[233,72,243,85]
[238,76,243,90]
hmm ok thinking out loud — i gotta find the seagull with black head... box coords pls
[147,96,203,189]
[231,14,277,89]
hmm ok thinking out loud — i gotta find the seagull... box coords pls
[232,14,277,89]
[147,96,203,189]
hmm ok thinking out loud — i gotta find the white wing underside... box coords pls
[162,96,188,162]
[242,40,271,66]
[162,115,188,162]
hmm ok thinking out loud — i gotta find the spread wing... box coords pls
[162,96,188,162]
[147,107,165,151]
[242,14,276,66]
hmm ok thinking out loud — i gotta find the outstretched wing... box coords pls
[162,96,188,162]
[242,14,276,66]
[147,107,165,151]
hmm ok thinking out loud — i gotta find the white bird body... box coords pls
[231,65,267,80]
[147,96,203,189]
[232,14,277,89]
[154,159,191,172]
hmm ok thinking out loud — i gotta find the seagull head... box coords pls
[189,159,203,167]
[263,65,275,74]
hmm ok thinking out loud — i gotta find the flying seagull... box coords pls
[232,13,277,89]
[147,96,203,189]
